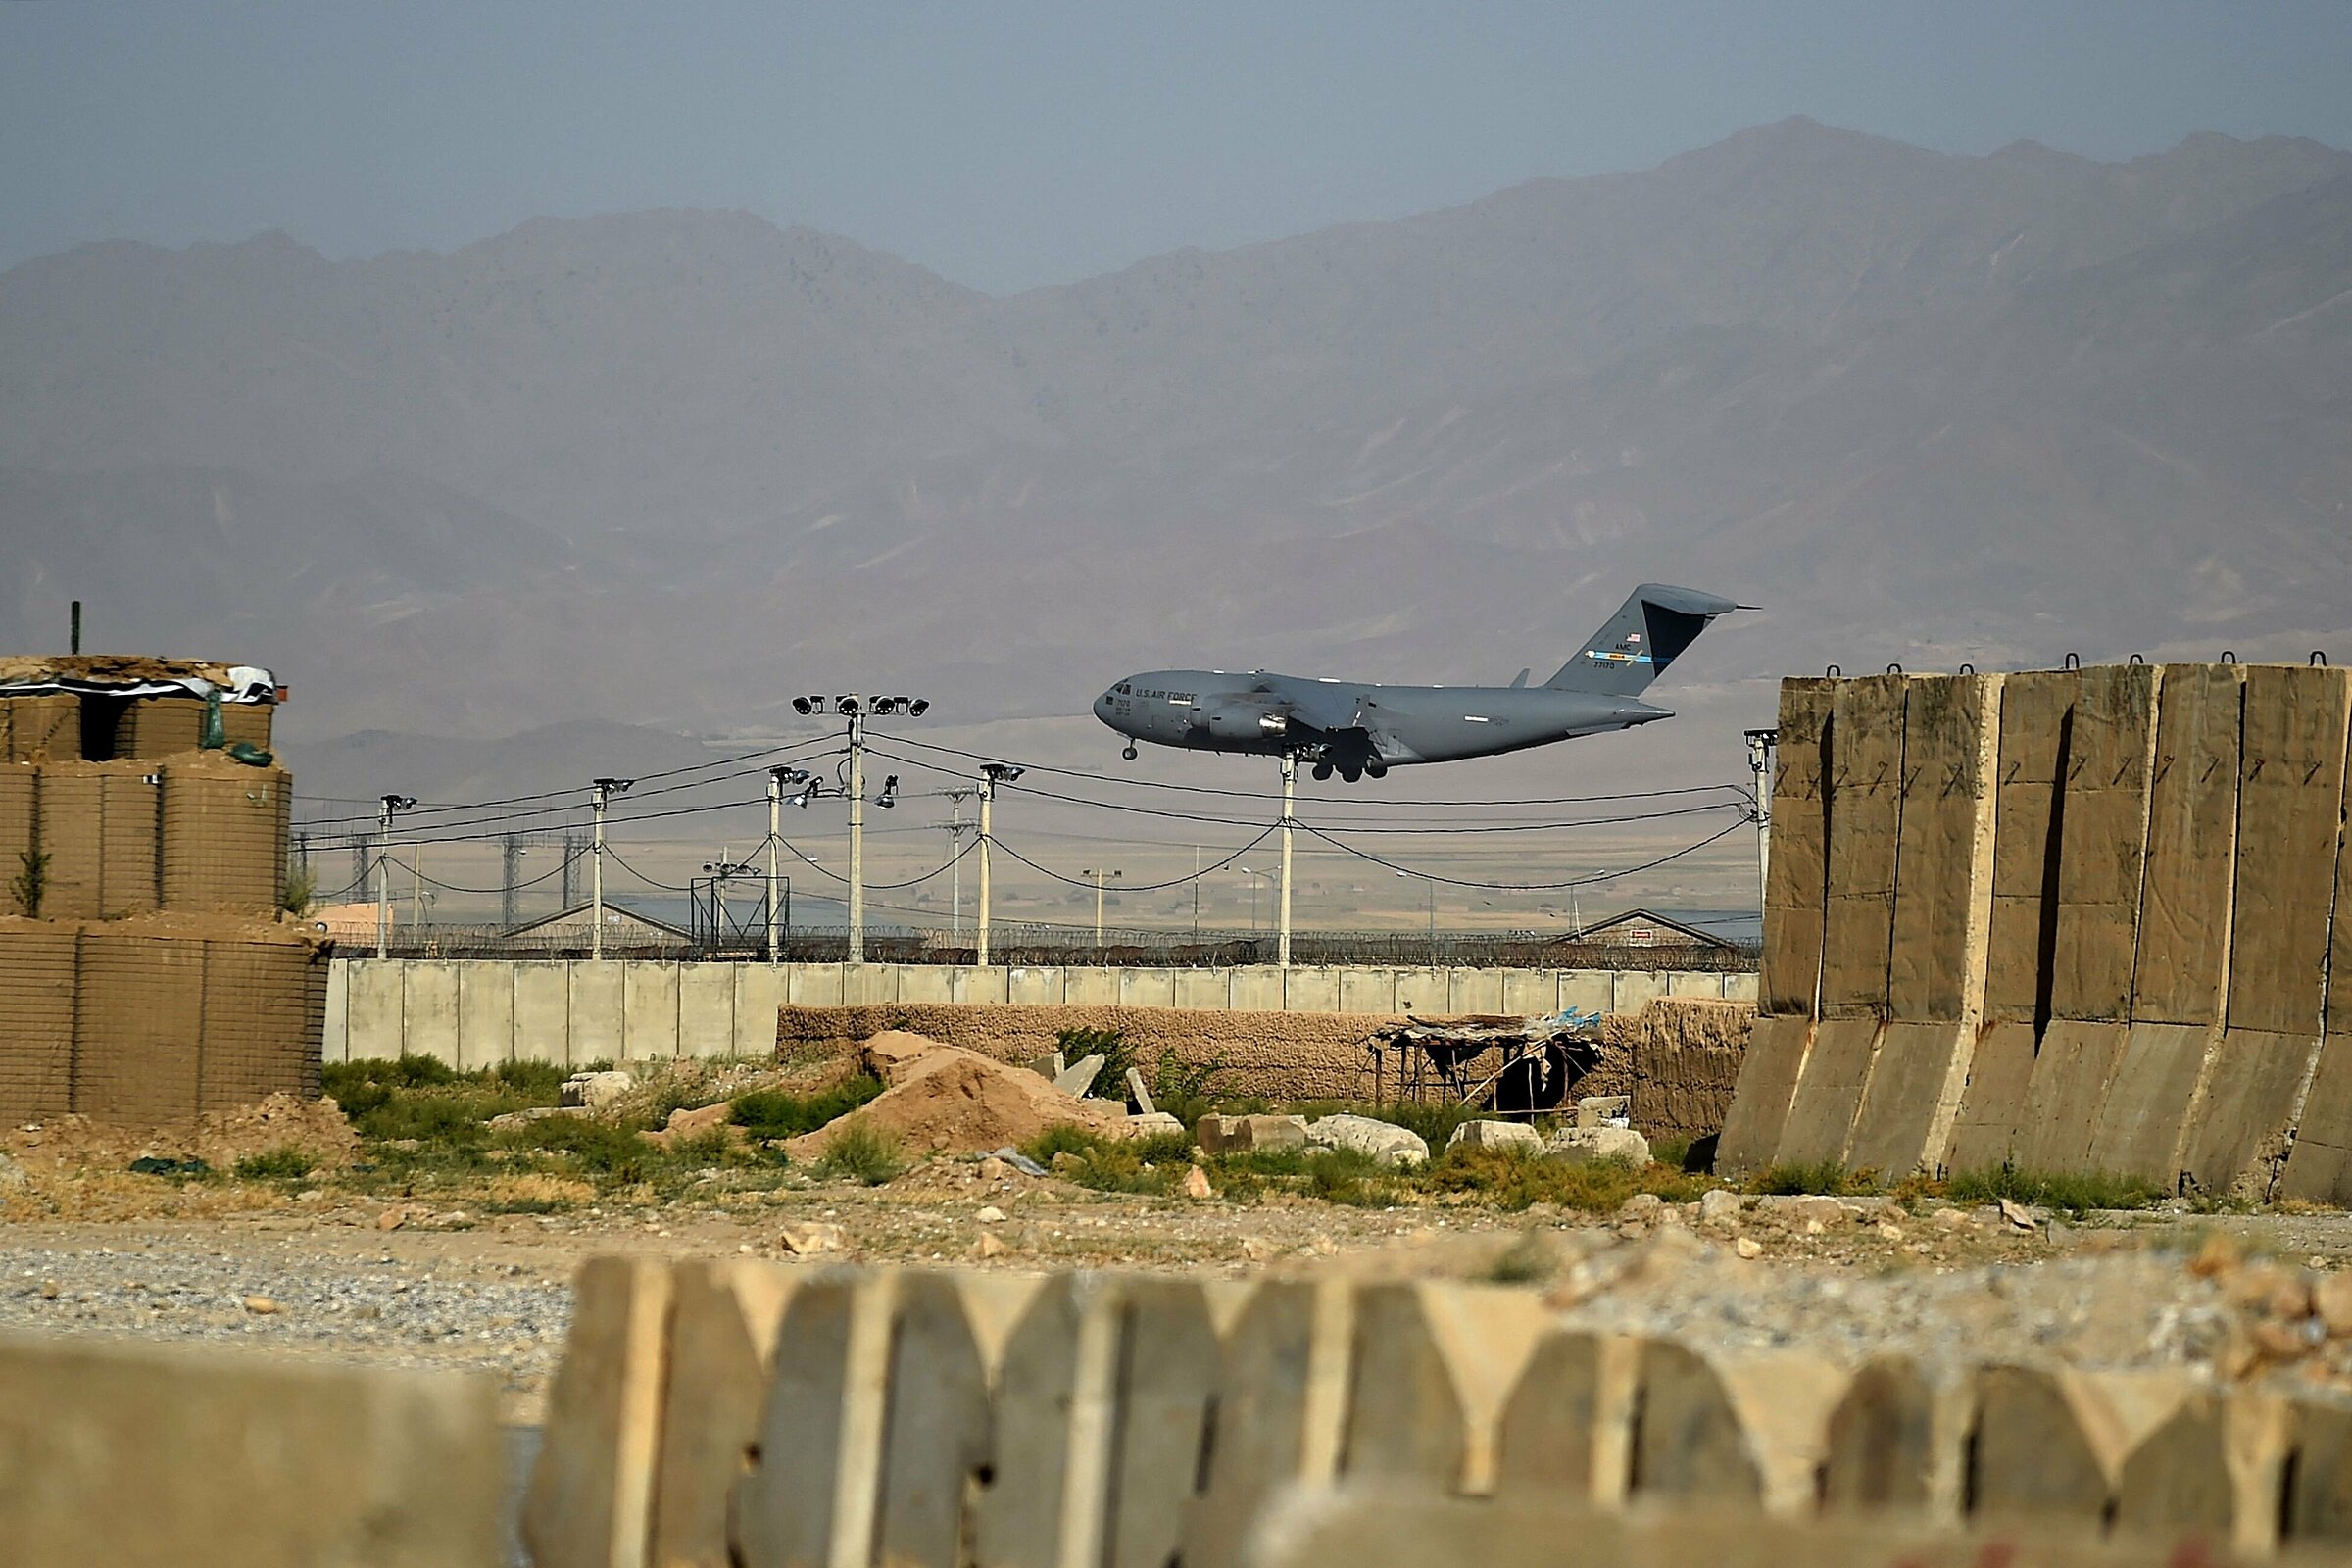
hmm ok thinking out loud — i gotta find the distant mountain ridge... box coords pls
[4,117,2349,743]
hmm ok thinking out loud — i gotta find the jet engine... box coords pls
[1195,696,1292,741]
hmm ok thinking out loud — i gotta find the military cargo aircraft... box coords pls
[1094,583,1744,781]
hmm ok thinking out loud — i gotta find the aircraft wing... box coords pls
[1266,679,1366,734]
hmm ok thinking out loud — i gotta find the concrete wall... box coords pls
[322,959,1756,1067]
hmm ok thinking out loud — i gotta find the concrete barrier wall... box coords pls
[322,959,1757,1067]
[525,1257,2352,1568]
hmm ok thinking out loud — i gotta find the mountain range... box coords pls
[5,115,2349,759]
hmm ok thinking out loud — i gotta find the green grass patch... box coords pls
[323,1056,562,1143]
[729,1076,885,1141]
[814,1124,904,1185]
[1424,1147,1710,1213]
[1748,1159,1883,1197]
[499,1113,668,1185]
[232,1146,317,1181]
[1945,1163,2163,1216]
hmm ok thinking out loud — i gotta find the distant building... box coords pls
[1568,907,1739,951]
[308,901,381,943]
[503,902,696,948]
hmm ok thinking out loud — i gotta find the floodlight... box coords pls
[792,696,814,715]
[875,774,900,808]
[908,698,930,716]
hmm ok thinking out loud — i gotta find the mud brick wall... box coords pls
[777,1003,1401,1102]
[1629,998,1752,1141]
[159,757,291,913]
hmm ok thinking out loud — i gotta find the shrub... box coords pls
[232,1146,316,1181]
[730,1075,885,1140]
[815,1124,903,1185]
[1150,1052,1228,1126]
[491,1059,567,1101]
[503,1113,665,1184]
[1425,1146,1709,1213]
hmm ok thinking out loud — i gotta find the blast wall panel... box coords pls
[2130,665,2243,1027]
[1886,674,2000,1024]
[2048,664,2159,1023]
[1760,679,1833,1018]
[2226,665,2349,1035]
[1982,672,2077,1025]
[1819,675,1907,1019]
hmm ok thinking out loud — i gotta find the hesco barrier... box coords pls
[0,692,79,762]
[1721,662,2352,1195]
[0,764,30,908]
[0,918,76,1121]
[522,1258,2352,1568]
[159,755,290,913]
[28,760,162,919]
[0,915,328,1122]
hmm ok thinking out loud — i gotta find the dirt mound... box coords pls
[3,1093,359,1173]
[785,1040,1120,1161]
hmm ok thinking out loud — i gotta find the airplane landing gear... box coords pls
[1122,744,1138,760]
[1365,761,1387,779]
[1311,761,1333,781]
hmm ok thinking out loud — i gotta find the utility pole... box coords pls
[846,707,866,964]
[373,795,414,958]
[975,762,1022,966]
[786,692,928,966]
[1277,753,1297,968]
[590,777,633,961]
[501,834,522,929]
[1083,867,1122,949]
[943,787,978,944]
[1744,728,1777,927]
[1193,845,1201,938]
[766,768,786,964]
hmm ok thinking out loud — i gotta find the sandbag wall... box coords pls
[0,917,327,1123]
[522,1256,2352,1568]
[1720,662,2352,1196]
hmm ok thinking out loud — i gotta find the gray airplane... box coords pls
[1095,583,1744,781]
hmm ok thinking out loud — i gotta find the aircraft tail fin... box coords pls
[1545,583,1743,697]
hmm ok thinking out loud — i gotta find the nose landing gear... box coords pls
[1122,744,1139,760]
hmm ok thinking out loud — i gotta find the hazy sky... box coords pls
[6,0,2351,293]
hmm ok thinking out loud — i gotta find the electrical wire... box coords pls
[1297,817,1749,891]
[990,827,1277,894]
[868,730,1755,809]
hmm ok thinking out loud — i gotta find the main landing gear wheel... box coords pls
[1311,761,1333,781]
[1122,744,1138,760]
[1366,762,1387,779]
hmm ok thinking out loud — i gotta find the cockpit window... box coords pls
[1116,683,1131,695]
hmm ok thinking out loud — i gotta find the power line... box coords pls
[1298,817,1749,892]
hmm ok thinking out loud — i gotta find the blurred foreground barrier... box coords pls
[1244,1490,2352,1568]
[0,1330,502,1567]
[526,1258,2352,1568]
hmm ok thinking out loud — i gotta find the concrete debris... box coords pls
[1117,1112,1187,1140]
[1181,1165,1213,1200]
[1547,1125,1650,1165]
[485,1106,565,1131]
[1305,1114,1430,1168]
[1195,1113,1307,1155]
[1124,1067,1156,1114]
[1576,1095,1631,1128]
[1998,1198,2038,1231]
[1053,1054,1105,1098]
[560,1072,635,1115]
[1446,1119,1545,1155]
[777,1222,845,1256]
[975,1205,1006,1224]
[981,1146,1050,1178]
